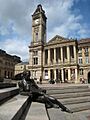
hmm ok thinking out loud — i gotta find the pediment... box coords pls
[48,35,68,44]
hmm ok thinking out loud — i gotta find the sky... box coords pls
[0,0,90,61]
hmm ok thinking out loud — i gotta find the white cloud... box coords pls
[0,0,90,60]
[46,0,90,40]
[0,38,29,61]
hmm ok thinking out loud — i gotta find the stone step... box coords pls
[25,102,48,120]
[43,85,89,90]
[73,109,90,120]
[0,95,30,120]
[0,87,19,104]
[39,85,90,120]
[47,102,90,120]
[0,83,17,89]
[50,91,90,99]
[0,84,89,120]
[47,88,90,95]
[66,102,90,113]
[59,96,90,105]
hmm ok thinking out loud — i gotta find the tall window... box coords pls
[63,46,67,59]
[45,70,48,79]
[85,47,88,53]
[85,57,89,64]
[78,58,82,64]
[45,70,48,76]
[84,47,89,56]
[33,51,38,56]
[70,46,74,58]
[33,57,38,65]
[78,48,82,53]
[33,50,38,65]
[36,58,38,64]
[78,48,82,57]
[79,69,83,75]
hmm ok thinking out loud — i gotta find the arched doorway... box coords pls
[88,72,90,83]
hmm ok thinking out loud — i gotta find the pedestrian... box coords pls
[18,70,73,113]
[39,76,42,84]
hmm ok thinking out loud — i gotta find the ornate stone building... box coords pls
[15,62,29,76]
[78,39,90,83]
[0,49,21,81]
[28,4,78,83]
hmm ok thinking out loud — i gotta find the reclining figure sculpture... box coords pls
[18,71,73,113]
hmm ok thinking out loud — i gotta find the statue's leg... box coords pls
[33,94,59,108]
[44,95,73,113]
[32,93,73,113]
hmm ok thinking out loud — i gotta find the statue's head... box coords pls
[23,70,31,80]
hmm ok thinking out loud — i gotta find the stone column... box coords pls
[43,50,45,65]
[67,46,70,63]
[31,70,33,77]
[29,51,33,65]
[75,68,78,83]
[73,46,76,63]
[61,47,63,63]
[48,49,50,65]
[48,69,50,80]
[54,48,56,64]
[68,68,71,81]
[61,68,64,82]
[54,69,56,80]
[59,47,61,63]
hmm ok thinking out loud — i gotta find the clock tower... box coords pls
[29,4,47,80]
[31,4,47,45]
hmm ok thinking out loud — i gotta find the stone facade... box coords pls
[15,62,29,76]
[0,49,21,81]
[16,4,90,83]
[78,39,90,83]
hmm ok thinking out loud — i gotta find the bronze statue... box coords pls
[18,70,73,113]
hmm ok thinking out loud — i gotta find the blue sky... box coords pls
[0,0,90,61]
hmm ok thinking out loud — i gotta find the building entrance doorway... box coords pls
[50,69,54,80]
[88,72,90,83]
[56,69,61,83]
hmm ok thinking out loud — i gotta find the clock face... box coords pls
[35,19,39,24]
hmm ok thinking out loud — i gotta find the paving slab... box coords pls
[66,102,90,112]
[0,95,29,120]
[0,87,19,102]
[25,102,48,120]
[75,110,90,120]
[47,108,89,120]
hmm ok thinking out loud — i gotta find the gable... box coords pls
[48,35,68,44]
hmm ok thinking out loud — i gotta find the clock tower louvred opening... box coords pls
[32,4,47,45]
